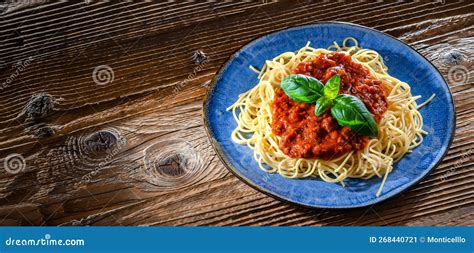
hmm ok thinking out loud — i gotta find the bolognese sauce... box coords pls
[271,52,388,159]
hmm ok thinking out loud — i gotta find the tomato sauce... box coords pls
[271,52,388,159]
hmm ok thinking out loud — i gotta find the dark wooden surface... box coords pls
[0,1,472,226]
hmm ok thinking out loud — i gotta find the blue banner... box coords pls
[0,226,472,252]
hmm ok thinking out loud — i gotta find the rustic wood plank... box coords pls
[0,1,472,226]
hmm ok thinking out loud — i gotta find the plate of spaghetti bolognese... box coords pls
[203,22,455,208]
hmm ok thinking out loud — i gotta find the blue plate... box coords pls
[203,22,455,208]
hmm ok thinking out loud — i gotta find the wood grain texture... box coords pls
[0,1,472,226]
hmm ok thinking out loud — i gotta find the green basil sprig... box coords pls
[323,74,340,99]
[314,96,333,116]
[330,94,378,138]
[280,74,324,103]
[279,74,378,138]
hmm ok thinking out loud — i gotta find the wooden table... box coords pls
[0,1,472,226]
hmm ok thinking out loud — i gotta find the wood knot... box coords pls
[191,50,208,65]
[23,93,56,122]
[155,153,189,177]
[140,139,204,190]
[33,126,55,139]
[47,128,126,178]
[440,49,467,66]
[85,130,119,154]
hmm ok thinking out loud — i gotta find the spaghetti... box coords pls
[227,38,433,196]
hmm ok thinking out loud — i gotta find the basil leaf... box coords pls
[314,96,333,116]
[280,74,324,103]
[305,75,325,94]
[331,94,378,138]
[324,74,340,99]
